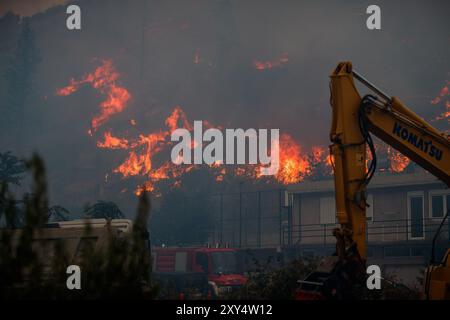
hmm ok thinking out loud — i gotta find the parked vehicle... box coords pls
[153,246,247,299]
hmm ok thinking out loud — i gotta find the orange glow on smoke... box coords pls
[431,80,450,122]
[253,53,289,70]
[193,49,200,65]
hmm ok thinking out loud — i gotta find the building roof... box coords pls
[287,170,444,194]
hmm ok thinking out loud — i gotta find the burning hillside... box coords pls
[56,59,131,135]
[56,59,420,196]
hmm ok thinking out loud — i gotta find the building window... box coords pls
[320,196,336,225]
[407,192,425,240]
[429,190,450,219]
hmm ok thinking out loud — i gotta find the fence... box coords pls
[201,188,449,250]
[284,218,450,246]
[205,188,288,248]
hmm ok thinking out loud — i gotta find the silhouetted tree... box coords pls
[0,151,27,227]
[84,200,125,219]
[47,205,70,222]
[0,155,158,299]
[0,151,26,185]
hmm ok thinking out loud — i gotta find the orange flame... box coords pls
[387,147,410,173]
[106,107,195,194]
[97,131,129,149]
[58,58,415,197]
[56,59,131,133]
[311,145,333,174]
[165,105,192,131]
[274,134,311,184]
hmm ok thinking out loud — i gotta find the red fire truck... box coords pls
[153,247,247,299]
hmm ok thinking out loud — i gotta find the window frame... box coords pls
[407,191,425,240]
[428,189,450,220]
[319,196,336,226]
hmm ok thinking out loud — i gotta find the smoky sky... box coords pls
[0,0,449,214]
[0,0,67,17]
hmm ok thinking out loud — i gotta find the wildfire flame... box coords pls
[56,58,415,196]
[97,131,129,149]
[387,146,410,173]
[275,134,311,184]
[109,107,195,194]
[56,59,131,133]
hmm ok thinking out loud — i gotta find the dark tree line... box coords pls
[0,154,157,299]
[2,19,40,150]
[0,150,127,226]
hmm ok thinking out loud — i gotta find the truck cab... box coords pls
[153,247,247,298]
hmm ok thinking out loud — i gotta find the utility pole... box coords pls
[258,190,261,248]
[220,193,224,244]
[239,181,243,248]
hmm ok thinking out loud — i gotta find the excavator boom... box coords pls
[330,63,450,260]
[300,62,450,300]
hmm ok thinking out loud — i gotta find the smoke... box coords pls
[0,0,67,17]
[0,0,448,214]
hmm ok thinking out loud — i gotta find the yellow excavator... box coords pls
[297,62,450,300]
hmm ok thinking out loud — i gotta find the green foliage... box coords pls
[0,154,158,299]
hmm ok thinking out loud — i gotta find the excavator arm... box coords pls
[330,62,450,259]
[329,61,450,299]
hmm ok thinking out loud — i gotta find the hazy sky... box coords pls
[0,0,448,214]
[0,0,67,17]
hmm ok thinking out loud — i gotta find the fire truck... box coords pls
[153,246,247,299]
